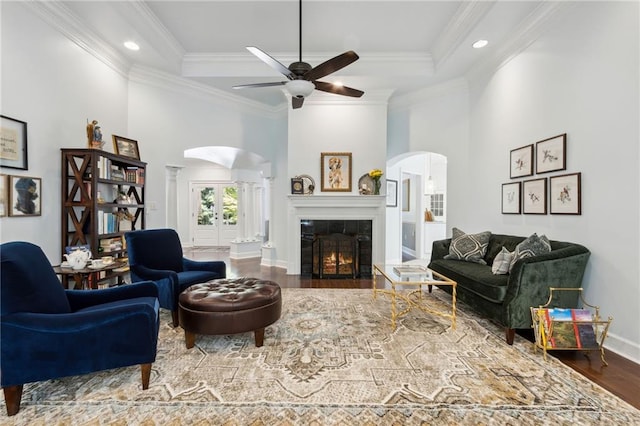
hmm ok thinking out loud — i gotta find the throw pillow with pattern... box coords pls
[509,233,551,272]
[444,227,491,265]
[492,246,513,275]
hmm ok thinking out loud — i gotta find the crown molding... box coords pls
[466,1,576,83]
[126,1,186,61]
[128,65,283,119]
[24,1,131,78]
[431,1,494,69]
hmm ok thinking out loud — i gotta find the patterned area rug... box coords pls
[3,288,639,425]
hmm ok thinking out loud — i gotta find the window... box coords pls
[430,193,445,217]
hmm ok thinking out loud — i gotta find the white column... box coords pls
[260,177,277,267]
[164,165,184,229]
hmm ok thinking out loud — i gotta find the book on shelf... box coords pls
[532,308,598,349]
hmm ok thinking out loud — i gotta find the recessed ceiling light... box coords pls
[124,41,140,51]
[472,39,488,49]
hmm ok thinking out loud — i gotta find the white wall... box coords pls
[288,96,389,195]
[464,2,638,361]
[0,3,129,262]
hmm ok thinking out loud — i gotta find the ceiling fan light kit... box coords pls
[232,0,364,109]
[286,80,315,98]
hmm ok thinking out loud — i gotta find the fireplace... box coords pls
[287,195,385,275]
[301,220,372,279]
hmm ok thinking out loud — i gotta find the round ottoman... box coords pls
[178,278,282,348]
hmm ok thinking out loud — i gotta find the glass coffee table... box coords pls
[373,264,457,330]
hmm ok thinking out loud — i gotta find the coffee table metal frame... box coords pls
[372,264,457,330]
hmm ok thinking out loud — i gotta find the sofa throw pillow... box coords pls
[509,233,551,272]
[444,227,491,265]
[492,247,514,275]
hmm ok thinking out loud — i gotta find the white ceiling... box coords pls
[39,1,565,109]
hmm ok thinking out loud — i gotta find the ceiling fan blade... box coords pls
[247,46,295,79]
[303,51,359,82]
[314,81,364,98]
[232,81,286,89]
[292,96,304,109]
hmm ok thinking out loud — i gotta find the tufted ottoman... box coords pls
[178,278,282,348]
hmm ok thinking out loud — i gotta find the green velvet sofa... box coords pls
[428,234,590,345]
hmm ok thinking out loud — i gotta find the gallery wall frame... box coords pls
[536,133,567,174]
[0,174,8,217]
[386,179,398,207]
[320,152,352,192]
[401,178,410,211]
[112,135,140,160]
[501,181,521,214]
[523,178,547,215]
[0,115,28,170]
[8,175,41,216]
[510,144,534,179]
[550,172,581,215]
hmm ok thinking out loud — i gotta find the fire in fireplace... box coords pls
[301,219,372,279]
[313,233,358,278]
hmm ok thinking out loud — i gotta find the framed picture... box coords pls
[501,182,521,214]
[386,179,398,207]
[402,178,410,211]
[550,172,581,215]
[320,152,352,192]
[522,178,547,214]
[8,175,41,216]
[0,174,8,217]
[112,135,140,160]
[291,177,304,194]
[1,115,28,170]
[510,144,533,179]
[536,133,567,174]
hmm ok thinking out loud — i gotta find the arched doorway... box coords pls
[385,151,447,264]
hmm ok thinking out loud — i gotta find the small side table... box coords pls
[53,263,121,290]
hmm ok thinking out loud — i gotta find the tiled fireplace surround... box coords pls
[286,195,386,275]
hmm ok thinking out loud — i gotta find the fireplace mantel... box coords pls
[287,195,386,274]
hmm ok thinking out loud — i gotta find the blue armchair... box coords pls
[0,241,160,416]
[125,228,226,326]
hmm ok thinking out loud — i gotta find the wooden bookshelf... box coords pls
[60,149,146,288]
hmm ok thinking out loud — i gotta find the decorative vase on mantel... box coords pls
[368,169,384,195]
[373,177,381,195]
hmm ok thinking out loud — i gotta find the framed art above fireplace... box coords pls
[320,152,352,192]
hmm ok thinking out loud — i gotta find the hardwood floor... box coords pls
[186,249,640,410]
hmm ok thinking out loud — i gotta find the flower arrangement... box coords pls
[368,168,384,195]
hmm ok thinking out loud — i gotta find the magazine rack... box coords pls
[530,287,612,365]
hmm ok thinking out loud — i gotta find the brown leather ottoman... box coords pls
[178,278,282,348]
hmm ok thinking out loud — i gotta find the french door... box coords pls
[190,182,238,246]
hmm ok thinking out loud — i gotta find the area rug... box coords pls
[3,288,639,425]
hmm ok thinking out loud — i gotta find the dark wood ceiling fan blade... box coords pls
[314,81,364,98]
[246,46,295,79]
[232,81,287,89]
[304,51,359,82]
[292,96,304,109]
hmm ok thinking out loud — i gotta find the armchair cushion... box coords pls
[0,242,71,315]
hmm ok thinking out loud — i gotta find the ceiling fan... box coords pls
[232,0,364,109]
